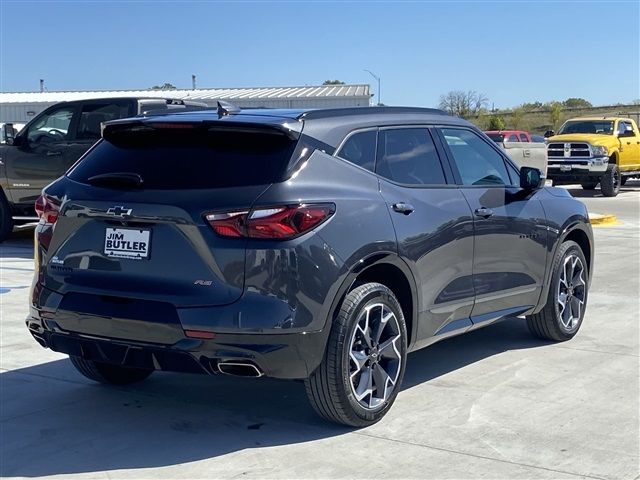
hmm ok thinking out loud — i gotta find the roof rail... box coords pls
[298,106,448,120]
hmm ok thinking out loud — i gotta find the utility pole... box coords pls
[39,79,44,92]
[192,74,196,90]
[364,69,381,106]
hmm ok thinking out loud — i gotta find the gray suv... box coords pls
[27,106,593,426]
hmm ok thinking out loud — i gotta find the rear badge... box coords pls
[193,280,213,286]
[104,227,151,260]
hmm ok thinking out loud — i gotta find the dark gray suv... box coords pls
[27,106,593,426]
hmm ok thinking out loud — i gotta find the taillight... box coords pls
[35,194,59,224]
[206,204,335,239]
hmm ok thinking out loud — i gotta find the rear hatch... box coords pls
[41,117,301,308]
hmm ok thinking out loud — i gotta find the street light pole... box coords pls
[364,69,381,106]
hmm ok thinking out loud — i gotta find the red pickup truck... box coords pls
[485,130,532,143]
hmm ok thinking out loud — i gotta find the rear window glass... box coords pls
[67,127,297,189]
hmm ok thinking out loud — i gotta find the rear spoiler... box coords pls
[101,118,302,142]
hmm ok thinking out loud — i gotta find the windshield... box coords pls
[558,120,614,135]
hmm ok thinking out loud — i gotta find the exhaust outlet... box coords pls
[217,361,263,377]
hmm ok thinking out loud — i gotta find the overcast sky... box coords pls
[1,1,638,109]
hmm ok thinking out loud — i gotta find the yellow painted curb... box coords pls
[590,213,620,226]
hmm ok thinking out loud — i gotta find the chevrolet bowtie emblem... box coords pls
[106,206,132,217]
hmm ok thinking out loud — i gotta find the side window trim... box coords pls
[434,126,519,188]
[375,125,453,188]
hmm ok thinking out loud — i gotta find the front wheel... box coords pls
[0,192,14,243]
[600,163,620,197]
[70,356,154,385]
[305,283,407,427]
[526,241,588,341]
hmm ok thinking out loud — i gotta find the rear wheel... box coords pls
[0,191,14,243]
[600,163,620,197]
[580,180,599,190]
[305,283,407,427]
[69,356,154,385]
[526,241,588,341]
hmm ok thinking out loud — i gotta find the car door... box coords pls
[4,104,79,205]
[436,127,548,324]
[617,120,640,170]
[374,126,476,346]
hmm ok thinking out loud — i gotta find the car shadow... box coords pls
[0,228,34,259]
[1,317,548,477]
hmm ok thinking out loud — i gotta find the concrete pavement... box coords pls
[1,182,638,479]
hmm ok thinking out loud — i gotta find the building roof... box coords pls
[0,84,371,104]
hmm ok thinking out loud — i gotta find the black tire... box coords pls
[580,181,599,190]
[305,283,408,427]
[620,176,628,186]
[600,163,620,197]
[0,191,14,243]
[526,241,588,342]
[69,356,154,385]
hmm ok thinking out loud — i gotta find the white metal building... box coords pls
[0,84,371,122]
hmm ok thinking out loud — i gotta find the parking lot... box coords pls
[1,183,638,479]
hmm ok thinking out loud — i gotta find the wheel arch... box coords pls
[326,253,419,349]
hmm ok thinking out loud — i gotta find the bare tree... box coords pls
[438,90,488,118]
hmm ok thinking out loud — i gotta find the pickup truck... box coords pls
[485,130,548,174]
[0,97,207,241]
[545,116,640,197]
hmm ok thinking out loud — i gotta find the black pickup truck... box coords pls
[0,97,207,241]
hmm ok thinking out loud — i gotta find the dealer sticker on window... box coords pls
[104,227,151,260]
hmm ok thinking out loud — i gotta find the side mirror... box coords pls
[544,130,555,138]
[520,166,544,190]
[2,123,16,145]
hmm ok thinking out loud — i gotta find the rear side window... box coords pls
[77,103,131,140]
[376,128,446,186]
[519,133,529,142]
[68,127,297,189]
[507,134,518,142]
[336,130,376,172]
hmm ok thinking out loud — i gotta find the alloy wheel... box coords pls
[348,303,402,410]
[557,254,586,330]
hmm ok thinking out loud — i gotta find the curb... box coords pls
[590,213,620,226]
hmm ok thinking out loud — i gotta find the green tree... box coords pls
[150,82,177,91]
[488,116,506,130]
[521,101,543,111]
[549,101,564,130]
[563,97,592,109]
[322,80,346,85]
[510,107,526,130]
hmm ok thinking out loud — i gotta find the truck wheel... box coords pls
[526,240,588,342]
[580,181,599,190]
[600,164,620,197]
[0,191,14,243]
[305,283,407,427]
[69,356,154,385]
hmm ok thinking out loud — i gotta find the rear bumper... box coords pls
[26,298,330,380]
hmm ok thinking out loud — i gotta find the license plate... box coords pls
[104,227,151,260]
[559,165,572,172]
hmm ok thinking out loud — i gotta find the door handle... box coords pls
[474,207,494,218]
[46,151,62,157]
[392,202,415,215]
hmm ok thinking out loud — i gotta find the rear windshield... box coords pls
[67,127,297,189]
